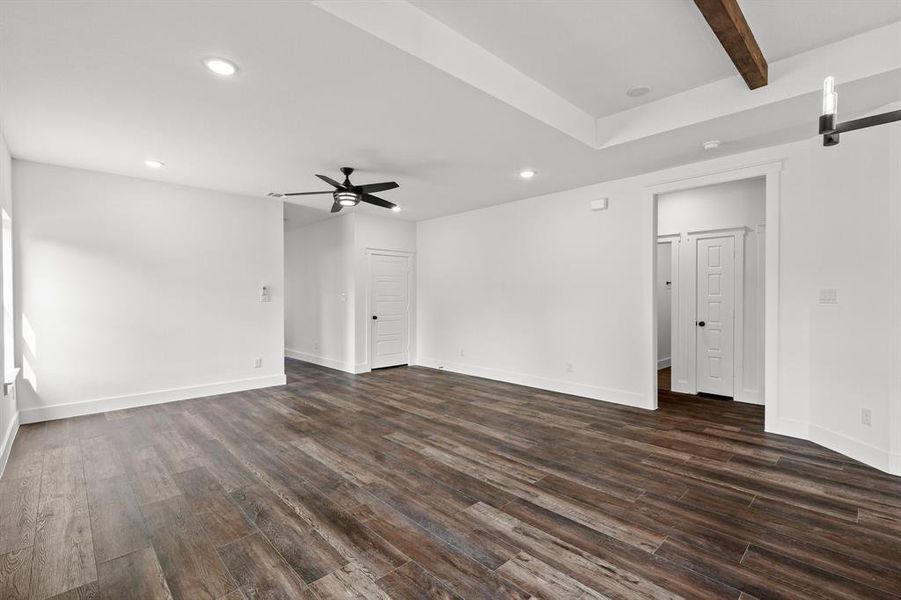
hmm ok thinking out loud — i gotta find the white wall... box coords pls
[13,161,285,422]
[655,242,671,367]
[0,130,14,475]
[797,120,899,472]
[417,184,650,407]
[657,178,766,402]
[284,214,356,371]
[657,178,765,236]
[417,111,901,474]
[284,212,415,373]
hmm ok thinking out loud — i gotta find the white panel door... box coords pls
[370,254,410,369]
[696,236,735,396]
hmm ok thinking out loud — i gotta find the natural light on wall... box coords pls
[21,314,35,392]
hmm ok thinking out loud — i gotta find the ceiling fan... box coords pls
[273,167,399,213]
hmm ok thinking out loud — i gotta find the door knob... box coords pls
[697,321,706,327]
[372,315,378,320]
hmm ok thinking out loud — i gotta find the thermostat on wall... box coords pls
[590,198,608,211]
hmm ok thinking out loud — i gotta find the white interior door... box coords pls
[369,253,409,369]
[696,236,735,396]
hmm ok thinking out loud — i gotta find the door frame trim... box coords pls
[363,248,415,372]
[656,235,680,376]
[644,161,782,431]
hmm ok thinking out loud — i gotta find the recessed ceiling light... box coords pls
[144,160,165,168]
[701,140,721,151]
[203,57,238,76]
[519,170,535,179]
[626,85,651,98]
[391,205,401,212]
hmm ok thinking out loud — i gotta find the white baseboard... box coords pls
[0,410,20,478]
[734,396,765,406]
[657,357,671,370]
[285,349,368,374]
[766,417,898,476]
[808,423,898,476]
[418,357,652,409]
[671,381,693,394]
[19,374,287,424]
[765,416,811,439]
[734,389,764,406]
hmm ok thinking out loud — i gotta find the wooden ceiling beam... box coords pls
[694,0,768,89]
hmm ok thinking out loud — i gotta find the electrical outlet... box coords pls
[566,363,574,373]
[861,408,871,426]
[460,348,465,357]
[253,358,262,369]
[313,341,320,351]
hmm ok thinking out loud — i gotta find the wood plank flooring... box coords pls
[658,367,672,392]
[1,358,899,599]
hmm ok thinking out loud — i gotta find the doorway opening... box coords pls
[654,176,767,405]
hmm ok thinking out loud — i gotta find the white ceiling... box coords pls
[410,0,732,118]
[411,0,901,118]
[1,1,899,228]
[742,0,901,61]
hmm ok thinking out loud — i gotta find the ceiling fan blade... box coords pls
[316,174,345,189]
[282,191,333,196]
[355,181,399,194]
[330,201,343,213]
[360,193,396,210]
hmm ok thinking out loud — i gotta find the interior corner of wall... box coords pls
[808,422,894,475]
[765,416,810,440]
[888,451,901,477]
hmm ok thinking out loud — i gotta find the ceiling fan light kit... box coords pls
[818,76,901,147]
[276,166,400,213]
[336,191,359,206]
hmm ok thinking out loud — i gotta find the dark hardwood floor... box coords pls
[1,359,899,599]
[658,367,733,403]
[658,366,672,393]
